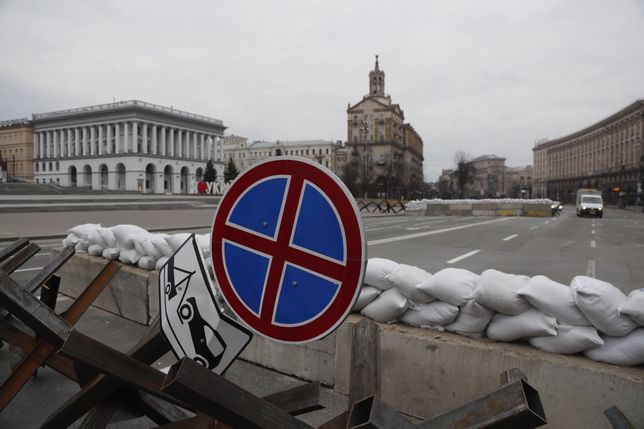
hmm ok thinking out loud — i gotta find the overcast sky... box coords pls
[1,0,643,180]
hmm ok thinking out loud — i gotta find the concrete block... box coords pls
[425,205,449,216]
[147,270,160,322]
[449,209,473,216]
[334,314,360,394]
[475,203,499,210]
[55,250,155,325]
[405,208,425,217]
[448,203,472,211]
[239,332,337,386]
[472,210,497,216]
[496,209,523,216]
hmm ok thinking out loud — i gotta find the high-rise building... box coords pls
[345,56,424,199]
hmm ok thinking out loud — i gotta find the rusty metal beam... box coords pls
[0,317,77,381]
[0,238,29,263]
[262,381,323,416]
[0,261,121,413]
[42,319,172,429]
[0,243,40,274]
[0,270,71,346]
[416,378,547,429]
[161,357,312,429]
[347,395,416,429]
[39,275,60,311]
[24,245,75,294]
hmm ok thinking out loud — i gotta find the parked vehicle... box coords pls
[576,189,603,218]
[551,201,563,216]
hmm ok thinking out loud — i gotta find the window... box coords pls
[35,163,39,172]
[56,161,60,171]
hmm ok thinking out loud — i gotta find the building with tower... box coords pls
[345,56,424,199]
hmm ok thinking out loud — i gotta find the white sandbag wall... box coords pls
[359,257,644,367]
[62,224,213,274]
[63,224,644,367]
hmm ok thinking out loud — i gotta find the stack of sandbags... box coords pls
[62,223,212,272]
[358,258,407,322]
[517,275,603,355]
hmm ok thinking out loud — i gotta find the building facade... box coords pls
[468,155,506,198]
[503,165,533,198]
[345,56,424,198]
[223,136,341,172]
[533,100,644,204]
[31,100,226,193]
[0,118,34,182]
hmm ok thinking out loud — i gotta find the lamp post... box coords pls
[360,120,369,198]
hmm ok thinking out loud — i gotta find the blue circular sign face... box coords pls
[211,157,366,343]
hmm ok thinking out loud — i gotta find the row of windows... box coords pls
[35,161,60,172]
[1,162,25,172]
[0,148,25,157]
[234,148,331,158]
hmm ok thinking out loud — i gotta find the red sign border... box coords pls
[211,157,366,343]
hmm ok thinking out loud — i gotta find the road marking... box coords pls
[503,234,518,241]
[544,220,551,224]
[590,240,596,248]
[591,230,595,235]
[447,249,481,264]
[14,267,44,273]
[367,217,512,246]
[586,259,596,278]
[529,226,539,230]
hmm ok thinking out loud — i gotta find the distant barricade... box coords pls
[406,198,552,217]
[357,198,406,214]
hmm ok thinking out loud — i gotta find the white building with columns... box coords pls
[31,100,226,194]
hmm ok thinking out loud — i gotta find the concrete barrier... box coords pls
[54,251,644,428]
[422,201,551,217]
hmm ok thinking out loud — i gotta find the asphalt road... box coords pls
[3,205,643,294]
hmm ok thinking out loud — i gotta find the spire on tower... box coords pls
[375,55,380,71]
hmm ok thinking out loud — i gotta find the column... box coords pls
[74,128,80,156]
[169,128,175,157]
[219,137,224,161]
[33,133,39,159]
[132,121,139,153]
[160,127,166,156]
[115,123,122,154]
[123,122,130,153]
[177,130,183,158]
[142,122,148,154]
[66,129,72,157]
[45,131,51,158]
[152,125,158,155]
[53,129,59,158]
[89,126,95,156]
[200,134,205,160]
[80,127,86,156]
[37,132,43,159]
[98,125,104,155]
[191,132,197,159]
[106,124,112,155]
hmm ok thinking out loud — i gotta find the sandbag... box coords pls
[486,309,557,342]
[102,247,120,260]
[618,289,644,327]
[471,269,532,315]
[518,275,590,325]
[571,276,636,336]
[133,233,166,261]
[196,234,211,256]
[167,233,192,252]
[153,236,175,258]
[75,240,90,252]
[399,301,459,328]
[62,233,80,248]
[360,288,409,323]
[67,223,102,240]
[353,286,381,312]
[445,299,495,337]
[87,230,107,247]
[584,328,644,366]
[385,264,435,303]
[420,268,479,306]
[529,325,603,354]
[87,243,104,256]
[97,227,118,248]
[138,256,156,271]
[111,224,149,250]
[119,248,141,265]
[364,258,398,290]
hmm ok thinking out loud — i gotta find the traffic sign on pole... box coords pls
[211,157,366,343]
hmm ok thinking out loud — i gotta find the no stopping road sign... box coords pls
[211,157,366,343]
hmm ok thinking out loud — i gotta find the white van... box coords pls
[576,189,603,218]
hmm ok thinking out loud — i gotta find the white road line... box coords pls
[590,240,596,248]
[14,267,44,273]
[447,249,481,264]
[502,234,518,241]
[367,217,512,246]
[529,226,538,230]
[591,230,596,235]
[544,220,551,224]
[586,259,596,278]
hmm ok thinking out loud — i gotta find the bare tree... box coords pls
[454,151,475,198]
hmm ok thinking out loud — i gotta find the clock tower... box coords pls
[369,55,385,97]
